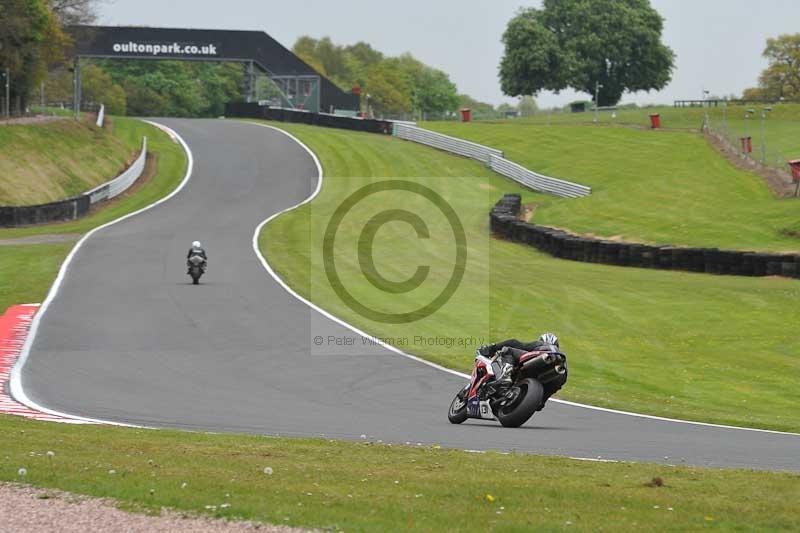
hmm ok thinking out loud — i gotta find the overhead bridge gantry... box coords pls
[67,25,359,115]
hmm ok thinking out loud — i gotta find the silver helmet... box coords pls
[539,332,559,347]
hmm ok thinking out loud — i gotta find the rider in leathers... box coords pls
[479,333,566,398]
[187,240,207,273]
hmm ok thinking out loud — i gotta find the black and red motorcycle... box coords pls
[448,345,567,428]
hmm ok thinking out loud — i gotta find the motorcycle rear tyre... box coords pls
[495,378,544,428]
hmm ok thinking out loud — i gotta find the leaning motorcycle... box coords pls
[448,345,567,428]
[187,255,206,285]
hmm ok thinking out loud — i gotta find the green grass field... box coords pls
[423,120,800,252]
[0,119,132,206]
[464,102,800,173]
[0,118,797,531]
[258,121,800,432]
[2,415,798,532]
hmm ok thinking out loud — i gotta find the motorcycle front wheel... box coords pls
[494,378,544,428]
[448,389,469,424]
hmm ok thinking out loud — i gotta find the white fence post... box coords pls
[95,104,105,128]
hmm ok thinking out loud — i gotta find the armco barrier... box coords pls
[393,124,591,198]
[225,102,393,135]
[86,137,147,204]
[490,194,800,279]
[393,123,503,164]
[489,154,591,198]
[0,137,147,227]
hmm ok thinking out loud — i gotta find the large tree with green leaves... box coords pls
[0,0,67,112]
[743,34,800,100]
[499,0,675,106]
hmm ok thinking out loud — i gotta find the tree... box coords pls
[0,0,68,112]
[412,67,459,115]
[743,34,800,100]
[497,102,516,115]
[517,95,538,116]
[458,94,496,115]
[499,0,675,106]
[292,36,463,116]
[79,63,125,115]
[364,62,412,115]
[98,60,243,117]
[49,0,100,25]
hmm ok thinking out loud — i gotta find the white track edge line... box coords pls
[9,120,194,427]
[246,120,800,439]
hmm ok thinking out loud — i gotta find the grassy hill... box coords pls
[258,121,800,432]
[424,120,800,252]
[0,119,134,206]
[469,102,800,171]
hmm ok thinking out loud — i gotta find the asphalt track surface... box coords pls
[18,118,800,471]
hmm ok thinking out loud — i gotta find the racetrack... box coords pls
[17,118,800,471]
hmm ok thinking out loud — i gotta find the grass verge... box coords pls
[0,244,73,312]
[0,117,187,239]
[258,121,800,432]
[2,415,799,532]
[424,120,800,252]
[0,119,132,206]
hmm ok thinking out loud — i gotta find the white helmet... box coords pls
[539,332,559,347]
[192,241,202,248]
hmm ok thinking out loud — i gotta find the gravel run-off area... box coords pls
[0,483,312,533]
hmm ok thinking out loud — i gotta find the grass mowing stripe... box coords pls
[424,120,800,252]
[259,121,800,433]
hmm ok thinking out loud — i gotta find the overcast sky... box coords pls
[98,0,800,108]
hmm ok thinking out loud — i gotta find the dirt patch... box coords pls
[521,203,537,222]
[705,132,798,198]
[0,482,310,532]
[103,115,115,134]
[479,183,497,191]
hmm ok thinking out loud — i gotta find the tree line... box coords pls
[292,36,462,117]
[743,34,800,102]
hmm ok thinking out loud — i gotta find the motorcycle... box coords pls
[187,254,206,285]
[448,345,567,428]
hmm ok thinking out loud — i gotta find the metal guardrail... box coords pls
[95,104,105,127]
[489,154,591,198]
[86,137,147,204]
[393,123,503,164]
[392,124,591,198]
